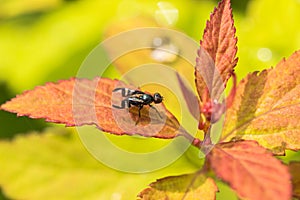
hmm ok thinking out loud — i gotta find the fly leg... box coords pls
[112,88,128,97]
[113,88,135,97]
[112,88,132,109]
[135,105,143,125]
[149,105,162,119]
[112,99,128,109]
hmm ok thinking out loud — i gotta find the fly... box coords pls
[112,88,163,125]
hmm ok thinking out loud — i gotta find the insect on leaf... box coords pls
[138,173,217,200]
[0,77,182,139]
[222,50,300,154]
[208,140,292,200]
[195,0,238,102]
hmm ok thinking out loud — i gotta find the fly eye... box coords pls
[153,93,163,104]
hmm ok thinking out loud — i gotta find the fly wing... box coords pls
[130,93,144,98]
[127,95,145,106]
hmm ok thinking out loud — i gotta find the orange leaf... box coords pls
[289,162,300,199]
[138,173,218,200]
[195,0,238,102]
[1,77,182,138]
[208,140,292,200]
[222,50,300,154]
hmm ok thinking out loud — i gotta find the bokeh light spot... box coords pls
[257,47,273,62]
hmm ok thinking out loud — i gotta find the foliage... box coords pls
[0,128,198,199]
[1,0,300,199]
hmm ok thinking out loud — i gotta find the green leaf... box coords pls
[222,50,300,154]
[0,128,198,200]
[138,173,217,200]
[0,1,119,92]
[236,0,300,80]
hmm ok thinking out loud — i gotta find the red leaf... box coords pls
[195,0,238,102]
[1,77,182,138]
[208,140,292,200]
[176,72,200,121]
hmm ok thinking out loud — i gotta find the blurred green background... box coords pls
[0,0,300,199]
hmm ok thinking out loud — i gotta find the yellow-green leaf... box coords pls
[138,173,217,200]
[222,50,300,154]
[0,128,198,200]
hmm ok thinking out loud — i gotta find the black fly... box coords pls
[112,88,163,125]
